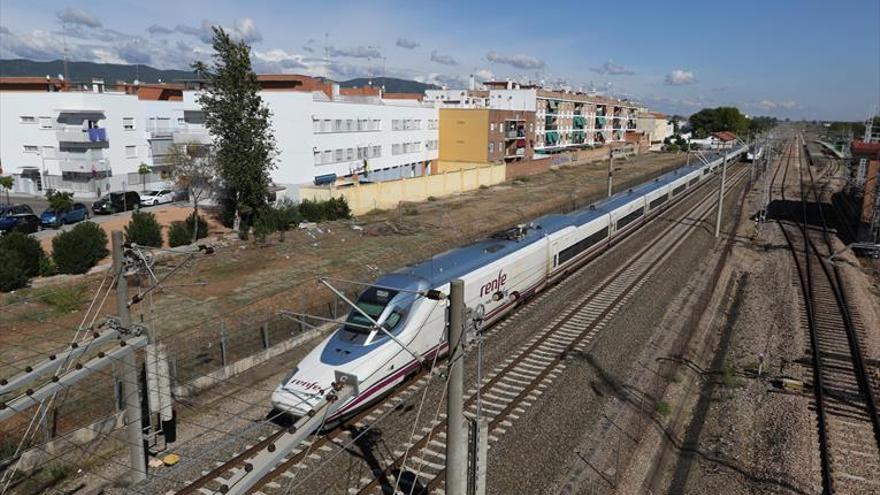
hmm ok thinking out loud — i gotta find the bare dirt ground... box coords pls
[616,138,880,495]
[0,151,687,478]
[0,151,684,378]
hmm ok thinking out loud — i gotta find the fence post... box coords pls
[261,322,270,350]
[219,321,228,367]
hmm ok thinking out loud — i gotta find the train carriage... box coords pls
[271,146,747,421]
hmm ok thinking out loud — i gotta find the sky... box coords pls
[1,0,878,121]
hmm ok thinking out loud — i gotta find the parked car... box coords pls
[139,189,174,206]
[0,214,41,235]
[92,191,140,214]
[40,203,90,228]
[0,204,38,234]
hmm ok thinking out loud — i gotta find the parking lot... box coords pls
[3,193,214,252]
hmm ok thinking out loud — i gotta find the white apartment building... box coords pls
[0,76,439,199]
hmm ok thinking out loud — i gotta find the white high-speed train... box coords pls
[271,146,746,421]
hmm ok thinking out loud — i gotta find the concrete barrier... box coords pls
[300,163,506,215]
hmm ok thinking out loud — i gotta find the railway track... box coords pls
[344,165,751,495]
[774,138,880,494]
[175,162,749,495]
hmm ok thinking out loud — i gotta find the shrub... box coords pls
[656,401,672,417]
[124,210,163,247]
[0,231,45,277]
[167,212,209,247]
[39,257,57,277]
[427,195,438,202]
[299,197,351,222]
[168,221,190,247]
[52,222,108,274]
[0,249,28,292]
[402,205,419,216]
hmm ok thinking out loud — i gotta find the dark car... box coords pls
[0,204,38,234]
[40,202,90,228]
[92,191,140,214]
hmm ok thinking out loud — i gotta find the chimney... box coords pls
[506,78,512,90]
[468,74,476,91]
[332,83,340,98]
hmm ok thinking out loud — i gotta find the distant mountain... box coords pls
[340,77,438,94]
[0,60,438,94]
[0,59,196,83]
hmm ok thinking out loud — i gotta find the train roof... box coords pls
[389,147,743,288]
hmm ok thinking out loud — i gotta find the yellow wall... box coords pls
[439,108,489,162]
[300,163,506,215]
[435,160,494,173]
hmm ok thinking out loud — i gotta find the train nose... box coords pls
[270,387,322,418]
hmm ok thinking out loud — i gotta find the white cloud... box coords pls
[175,18,262,44]
[328,45,381,59]
[430,50,457,66]
[665,69,695,86]
[57,8,101,29]
[475,69,494,82]
[147,24,173,35]
[756,99,799,110]
[590,60,634,76]
[396,37,419,49]
[486,51,545,70]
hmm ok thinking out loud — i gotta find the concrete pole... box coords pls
[446,279,467,495]
[112,231,147,484]
[714,153,728,238]
[607,150,614,197]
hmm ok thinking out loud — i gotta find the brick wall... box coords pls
[506,157,551,181]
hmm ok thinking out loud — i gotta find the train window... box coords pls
[616,207,644,229]
[689,177,700,186]
[702,168,710,175]
[558,226,608,265]
[649,195,668,209]
[345,287,399,334]
[672,184,687,196]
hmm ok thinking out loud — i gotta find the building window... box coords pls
[392,119,402,131]
[125,146,138,158]
[39,116,53,129]
[490,123,495,132]
[392,143,401,155]
[23,145,39,153]
[372,145,381,157]
[489,142,494,153]
[334,119,342,132]
[334,149,344,162]
[123,117,135,130]
[314,150,322,164]
[313,119,320,132]
[323,150,332,163]
[20,116,36,124]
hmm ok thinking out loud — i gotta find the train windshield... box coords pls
[344,287,400,334]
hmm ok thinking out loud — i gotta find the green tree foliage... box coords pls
[124,210,163,247]
[688,107,750,138]
[52,222,109,274]
[0,249,28,292]
[0,231,45,277]
[298,197,351,223]
[0,175,13,204]
[252,199,302,242]
[194,27,277,233]
[167,212,209,247]
[748,116,778,135]
[45,190,74,213]
[138,162,151,192]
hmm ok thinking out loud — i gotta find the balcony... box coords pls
[57,128,109,150]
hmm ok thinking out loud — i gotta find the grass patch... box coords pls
[720,362,744,388]
[512,176,531,185]
[478,184,489,190]
[427,195,438,202]
[656,401,672,417]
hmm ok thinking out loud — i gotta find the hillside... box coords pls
[0,59,196,83]
[0,60,438,93]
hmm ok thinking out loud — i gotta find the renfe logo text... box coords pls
[480,270,508,297]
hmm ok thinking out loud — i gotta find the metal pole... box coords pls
[446,279,467,495]
[607,151,614,197]
[714,152,728,238]
[112,231,147,484]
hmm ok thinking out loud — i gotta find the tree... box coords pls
[194,27,277,234]
[0,175,12,204]
[46,190,74,212]
[688,107,749,138]
[138,163,151,192]
[167,142,218,242]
